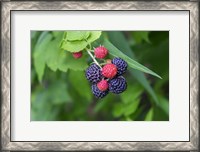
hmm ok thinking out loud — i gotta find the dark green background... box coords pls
[31,31,169,121]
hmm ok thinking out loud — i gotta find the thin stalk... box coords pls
[86,50,102,69]
[100,63,107,66]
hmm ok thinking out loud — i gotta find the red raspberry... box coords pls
[94,46,108,59]
[97,80,108,91]
[102,63,117,78]
[72,51,82,59]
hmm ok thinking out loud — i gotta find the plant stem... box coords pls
[86,50,102,69]
[100,62,107,66]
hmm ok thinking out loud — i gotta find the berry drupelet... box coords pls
[102,63,117,79]
[92,84,109,98]
[112,57,128,76]
[85,64,102,84]
[97,80,109,91]
[109,76,127,94]
[94,46,108,59]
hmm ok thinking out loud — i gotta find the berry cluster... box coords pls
[85,46,128,99]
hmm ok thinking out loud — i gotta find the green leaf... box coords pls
[66,31,90,41]
[107,31,159,105]
[31,31,41,39]
[133,71,160,105]
[33,32,53,82]
[46,49,68,72]
[153,105,169,121]
[36,31,51,45]
[132,31,151,44]
[120,84,143,104]
[31,80,72,120]
[45,32,64,71]
[48,81,72,104]
[112,103,124,117]
[31,31,42,53]
[68,70,92,101]
[158,96,169,115]
[61,40,88,52]
[52,31,63,37]
[145,108,154,121]
[46,48,88,72]
[125,117,133,121]
[112,98,140,118]
[102,39,162,79]
[94,94,115,113]
[60,52,88,71]
[94,98,107,113]
[87,31,102,43]
[45,32,88,72]
[60,31,102,52]
[130,105,146,121]
[33,31,88,83]
[123,99,140,116]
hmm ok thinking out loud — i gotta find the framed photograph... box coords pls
[1,1,199,151]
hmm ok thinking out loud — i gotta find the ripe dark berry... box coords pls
[85,64,103,84]
[109,76,127,94]
[102,63,117,78]
[92,84,108,99]
[72,51,82,59]
[94,46,108,59]
[112,57,128,76]
[97,80,109,91]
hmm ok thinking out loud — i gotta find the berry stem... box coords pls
[100,63,107,66]
[86,50,102,69]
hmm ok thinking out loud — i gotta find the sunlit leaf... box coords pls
[61,40,88,52]
[87,31,102,43]
[33,32,53,82]
[145,108,154,121]
[66,31,90,41]
[60,31,102,52]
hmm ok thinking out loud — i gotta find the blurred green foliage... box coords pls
[31,31,169,121]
